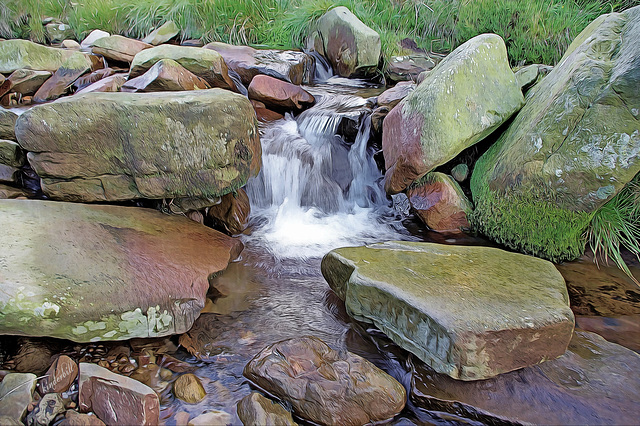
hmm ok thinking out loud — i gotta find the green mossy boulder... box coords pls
[471,6,640,262]
[382,34,524,194]
[322,241,575,380]
[15,89,260,203]
[0,199,244,342]
[0,40,86,74]
[313,6,381,78]
[142,21,180,46]
[129,45,237,91]
[0,108,18,141]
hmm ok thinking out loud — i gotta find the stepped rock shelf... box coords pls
[322,241,576,380]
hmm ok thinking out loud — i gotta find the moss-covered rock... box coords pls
[0,108,18,141]
[313,6,381,78]
[0,199,244,342]
[142,21,180,46]
[129,45,237,91]
[0,39,87,74]
[382,34,524,194]
[15,89,260,203]
[471,6,640,262]
[322,241,575,380]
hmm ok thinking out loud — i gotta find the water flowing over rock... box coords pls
[411,331,640,425]
[204,42,314,85]
[248,75,315,113]
[129,44,237,91]
[15,89,260,203]
[237,393,297,426]
[122,58,210,92]
[79,363,159,425]
[0,373,36,423]
[0,70,52,98]
[243,336,406,426]
[382,33,524,194]
[322,241,575,380]
[33,51,93,102]
[187,411,231,425]
[0,200,243,342]
[91,35,152,63]
[142,21,180,45]
[0,109,18,140]
[407,172,472,232]
[0,40,89,73]
[312,7,381,78]
[471,6,640,261]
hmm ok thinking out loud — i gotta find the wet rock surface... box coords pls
[243,336,406,426]
[237,392,297,426]
[207,188,251,235]
[0,199,243,342]
[248,75,315,113]
[173,373,206,404]
[411,331,640,425]
[0,70,52,98]
[322,241,575,380]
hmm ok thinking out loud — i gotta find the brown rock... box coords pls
[158,354,196,373]
[237,393,297,426]
[173,411,191,426]
[410,331,640,425]
[207,188,250,235]
[0,184,28,199]
[377,81,415,109]
[91,35,152,63]
[385,54,435,82]
[251,100,284,123]
[11,339,55,375]
[187,411,231,425]
[243,336,406,426]
[79,363,159,425]
[407,172,472,232]
[248,75,314,113]
[74,74,126,94]
[34,52,93,102]
[0,70,52,98]
[73,68,115,92]
[37,355,78,394]
[0,163,20,184]
[204,42,314,85]
[59,410,106,426]
[122,59,210,92]
[173,373,206,403]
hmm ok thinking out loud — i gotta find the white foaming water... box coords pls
[245,91,411,261]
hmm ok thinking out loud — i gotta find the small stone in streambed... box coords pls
[173,373,206,404]
[187,410,231,426]
[237,392,297,426]
[243,336,406,426]
[26,393,65,426]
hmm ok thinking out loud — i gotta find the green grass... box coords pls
[586,175,640,285]
[1,0,638,65]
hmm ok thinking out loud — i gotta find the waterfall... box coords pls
[244,87,410,261]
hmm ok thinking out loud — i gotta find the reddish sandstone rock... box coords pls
[407,172,472,232]
[251,100,284,122]
[0,70,51,98]
[377,81,415,110]
[91,35,152,63]
[37,355,78,394]
[248,75,314,113]
[244,336,406,426]
[73,68,115,92]
[75,74,126,94]
[79,363,159,425]
[34,52,93,102]
[122,59,210,92]
[59,411,106,426]
[207,188,251,235]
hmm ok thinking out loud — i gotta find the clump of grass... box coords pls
[586,175,640,285]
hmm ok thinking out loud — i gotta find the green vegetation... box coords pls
[1,0,638,65]
[586,176,640,285]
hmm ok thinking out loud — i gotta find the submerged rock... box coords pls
[312,6,381,78]
[407,172,472,232]
[244,336,406,426]
[248,75,315,113]
[382,33,524,194]
[15,89,260,203]
[237,393,297,426]
[411,331,640,424]
[187,410,231,426]
[471,6,640,261]
[122,58,210,92]
[0,199,243,342]
[322,241,575,380]
[204,42,314,85]
[79,363,159,425]
[129,44,237,91]
[0,373,36,424]
[173,373,206,404]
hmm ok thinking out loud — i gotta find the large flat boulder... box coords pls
[312,6,381,77]
[0,199,244,342]
[411,331,640,424]
[129,45,237,91]
[15,89,260,203]
[471,7,640,261]
[204,42,314,85]
[91,35,152,63]
[0,40,88,74]
[322,241,575,380]
[244,336,406,426]
[382,34,524,194]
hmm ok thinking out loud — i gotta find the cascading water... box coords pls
[244,84,410,262]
